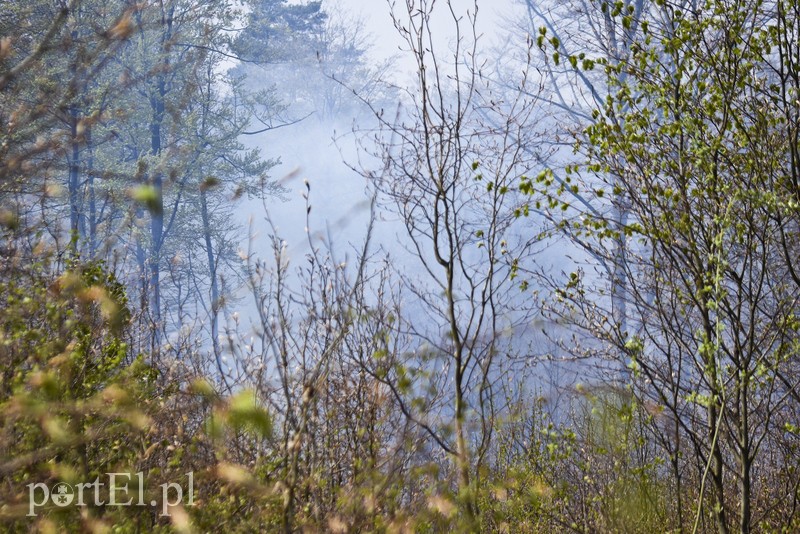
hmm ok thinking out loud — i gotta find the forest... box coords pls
[1,0,799,532]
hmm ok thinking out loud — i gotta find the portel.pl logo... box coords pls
[27,472,194,517]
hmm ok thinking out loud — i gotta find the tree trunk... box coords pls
[709,400,730,534]
[200,189,225,382]
[68,104,82,252]
[86,126,96,257]
[146,5,173,349]
[454,366,477,526]
[738,373,751,534]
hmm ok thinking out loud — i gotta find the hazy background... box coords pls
[241,0,523,260]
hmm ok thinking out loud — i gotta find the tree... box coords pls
[232,1,394,124]
[156,45,278,386]
[357,0,543,525]
[542,0,800,531]
[231,0,326,64]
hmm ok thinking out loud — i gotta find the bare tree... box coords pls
[354,0,543,523]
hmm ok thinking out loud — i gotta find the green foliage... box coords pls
[231,0,326,63]
[0,258,156,530]
[0,257,282,532]
[527,0,800,530]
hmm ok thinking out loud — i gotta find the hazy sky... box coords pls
[331,0,519,66]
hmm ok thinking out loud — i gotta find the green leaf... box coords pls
[228,389,272,438]
[130,185,161,214]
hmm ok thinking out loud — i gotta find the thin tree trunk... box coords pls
[709,400,730,534]
[200,189,226,384]
[68,104,81,252]
[454,366,476,525]
[86,127,96,257]
[146,6,173,349]
[738,375,751,534]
